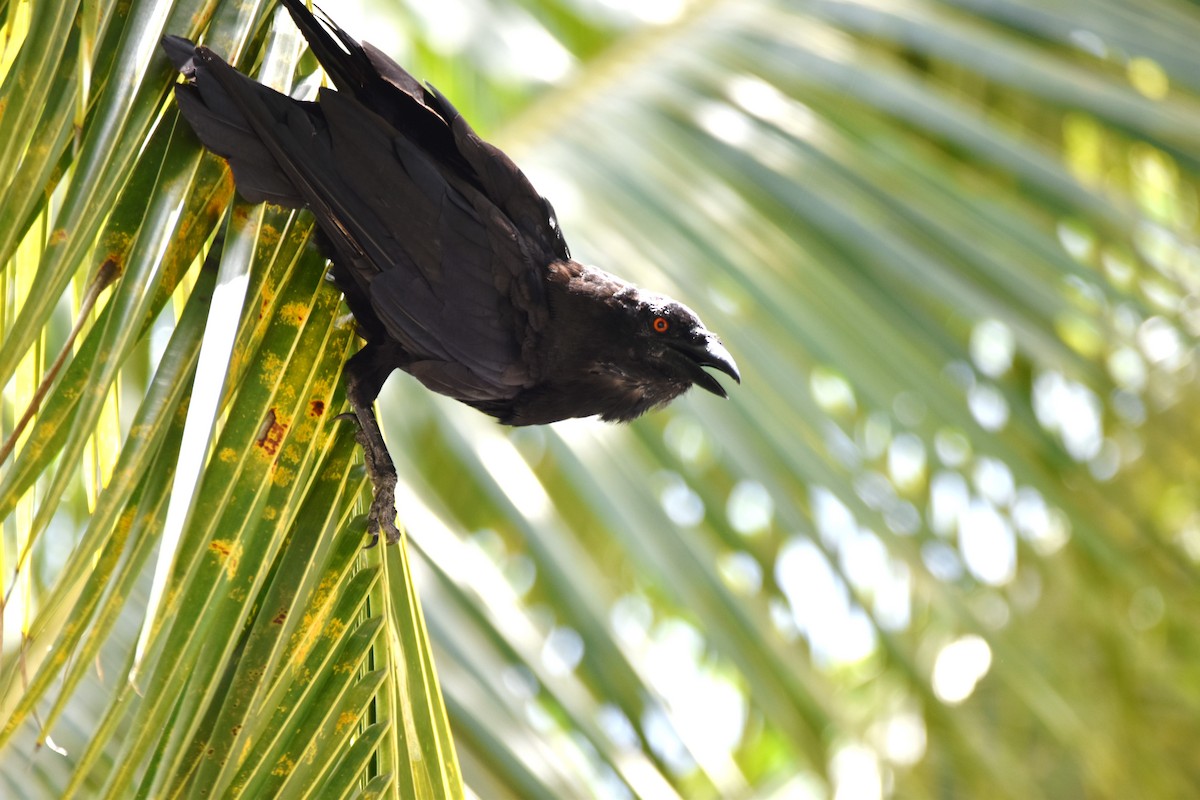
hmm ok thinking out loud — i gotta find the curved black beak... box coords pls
[671,334,741,397]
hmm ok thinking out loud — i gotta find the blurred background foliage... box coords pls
[2,0,1199,797]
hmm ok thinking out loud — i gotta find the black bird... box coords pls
[163,0,740,544]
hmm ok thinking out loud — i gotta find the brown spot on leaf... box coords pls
[209,539,241,579]
[310,399,325,417]
[256,409,287,455]
[272,610,288,625]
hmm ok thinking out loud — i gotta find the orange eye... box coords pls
[652,317,669,333]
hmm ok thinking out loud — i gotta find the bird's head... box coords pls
[622,290,741,400]
[540,262,741,424]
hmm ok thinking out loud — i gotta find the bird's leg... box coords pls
[342,348,402,546]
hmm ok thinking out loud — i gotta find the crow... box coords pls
[163,0,740,544]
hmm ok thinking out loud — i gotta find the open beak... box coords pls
[671,334,741,398]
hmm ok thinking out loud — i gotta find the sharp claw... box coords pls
[361,517,399,548]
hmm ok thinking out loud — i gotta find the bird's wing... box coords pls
[316,89,543,391]
[167,41,546,401]
[420,82,572,265]
[276,0,570,267]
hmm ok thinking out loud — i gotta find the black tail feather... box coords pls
[165,38,318,207]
